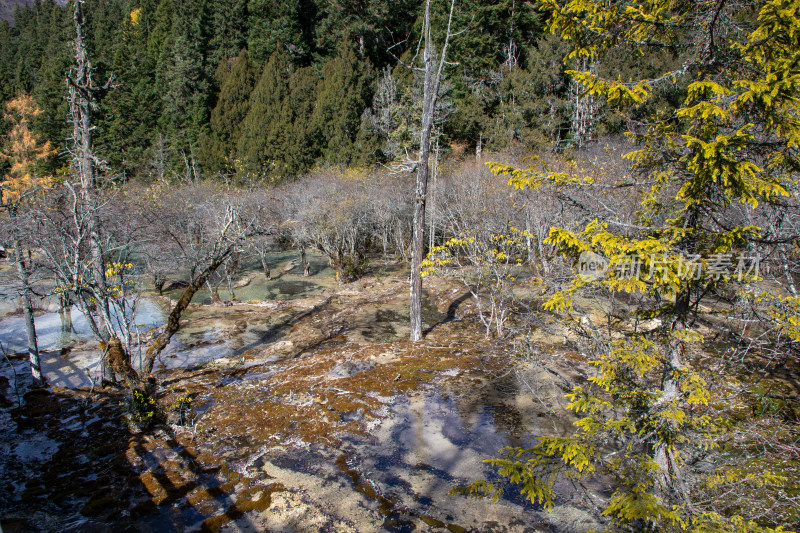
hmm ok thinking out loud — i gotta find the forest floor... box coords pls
[0,265,605,533]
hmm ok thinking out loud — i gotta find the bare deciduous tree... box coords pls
[0,94,54,386]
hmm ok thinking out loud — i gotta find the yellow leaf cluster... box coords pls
[0,94,54,205]
[130,7,142,25]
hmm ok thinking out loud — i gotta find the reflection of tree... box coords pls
[413,395,427,465]
[485,376,526,444]
[449,374,527,447]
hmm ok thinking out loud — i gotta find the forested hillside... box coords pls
[0,0,680,182]
[0,0,37,23]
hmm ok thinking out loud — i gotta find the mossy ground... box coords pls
[3,258,799,530]
[0,269,613,532]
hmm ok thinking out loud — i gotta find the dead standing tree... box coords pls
[47,1,255,395]
[66,0,116,350]
[410,0,460,341]
[37,184,256,393]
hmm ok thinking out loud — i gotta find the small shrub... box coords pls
[341,255,369,283]
[130,390,158,426]
[169,394,193,426]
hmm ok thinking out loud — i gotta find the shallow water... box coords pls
[344,387,539,489]
[255,381,548,531]
[0,249,336,385]
[153,309,295,371]
[165,251,336,305]
[0,298,169,355]
[0,298,170,388]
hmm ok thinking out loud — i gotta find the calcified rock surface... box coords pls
[0,270,602,533]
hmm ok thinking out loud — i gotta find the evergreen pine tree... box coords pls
[314,0,402,64]
[273,65,319,178]
[461,0,800,529]
[236,50,291,180]
[31,1,72,155]
[199,48,257,178]
[310,44,374,166]
[97,5,161,176]
[146,0,173,65]
[246,0,317,64]
[12,2,47,93]
[477,34,571,149]
[155,0,211,177]
[206,0,249,80]
[83,0,126,71]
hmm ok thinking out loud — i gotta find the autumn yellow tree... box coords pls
[0,94,54,386]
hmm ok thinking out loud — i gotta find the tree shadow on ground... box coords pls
[0,382,280,533]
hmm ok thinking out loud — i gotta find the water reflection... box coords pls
[332,387,543,524]
[0,298,169,354]
[349,390,536,480]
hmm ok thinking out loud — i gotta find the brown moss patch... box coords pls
[199,483,284,533]
[138,470,197,505]
[421,515,446,528]
[190,326,511,452]
[186,480,237,506]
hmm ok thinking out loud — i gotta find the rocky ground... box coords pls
[0,269,604,533]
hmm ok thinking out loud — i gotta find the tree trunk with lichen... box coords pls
[410,0,455,342]
[69,0,114,379]
[105,336,142,392]
[9,207,42,387]
[652,286,693,501]
[141,248,234,377]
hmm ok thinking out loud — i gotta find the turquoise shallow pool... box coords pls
[0,249,337,386]
[161,250,336,304]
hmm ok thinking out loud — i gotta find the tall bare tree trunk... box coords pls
[69,0,118,382]
[9,207,42,386]
[73,2,109,318]
[569,57,596,148]
[410,0,457,342]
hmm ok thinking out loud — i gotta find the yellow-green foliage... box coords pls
[130,390,157,425]
[461,0,800,531]
[422,226,535,336]
[104,262,136,299]
[421,227,532,278]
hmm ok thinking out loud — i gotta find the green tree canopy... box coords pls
[247,0,317,64]
[199,48,257,178]
[310,44,375,166]
[236,50,292,180]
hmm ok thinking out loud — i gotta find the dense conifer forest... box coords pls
[0,0,677,182]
